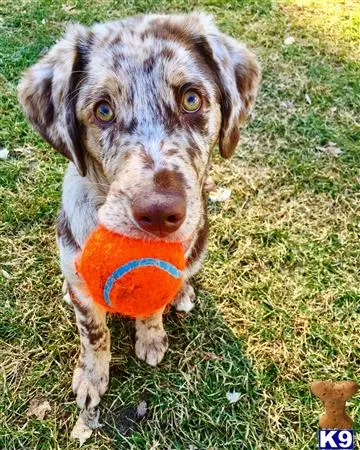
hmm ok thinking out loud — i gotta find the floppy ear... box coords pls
[190,15,260,158]
[18,25,92,176]
[217,36,260,158]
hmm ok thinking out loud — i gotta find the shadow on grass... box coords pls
[96,286,265,449]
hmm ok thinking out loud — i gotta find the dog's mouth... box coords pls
[130,222,196,252]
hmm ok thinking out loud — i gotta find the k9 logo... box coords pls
[318,430,354,449]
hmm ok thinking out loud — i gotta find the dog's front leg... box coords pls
[71,290,111,411]
[135,308,168,367]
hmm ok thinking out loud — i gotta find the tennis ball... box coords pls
[76,225,186,318]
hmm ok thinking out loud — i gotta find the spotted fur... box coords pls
[18,12,260,412]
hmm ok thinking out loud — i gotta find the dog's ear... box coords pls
[188,14,261,158]
[214,36,260,158]
[18,25,92,176]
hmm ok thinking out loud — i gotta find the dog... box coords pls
[18,12,260,412]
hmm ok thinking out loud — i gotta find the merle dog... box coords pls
[18,12,260,412]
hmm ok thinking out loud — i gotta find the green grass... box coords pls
[1,0,359,448]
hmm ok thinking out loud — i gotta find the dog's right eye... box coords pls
[94,102,115,123]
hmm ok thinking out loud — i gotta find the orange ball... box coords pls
[76,226,186,318]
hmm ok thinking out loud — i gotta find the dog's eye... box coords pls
[182,91,201,113]
[94,102,115,123]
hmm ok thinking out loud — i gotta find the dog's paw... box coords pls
[174,283,196,313]
[72,364,109,409]
[135,328,168,367]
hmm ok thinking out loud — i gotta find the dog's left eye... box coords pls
[94,102,115,123]
[182,91,201,113]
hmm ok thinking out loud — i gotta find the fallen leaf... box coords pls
[305,94,312,104]
[284,36,295,45]
[27,397,51,420]
[209,187,232,202]
[317,141,342,157]
[1,269,10,279]
[71,415,93,446]
[226,391,242,404]
[71,407,101,445]
[0,148,9,160]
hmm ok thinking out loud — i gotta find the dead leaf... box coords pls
[1,269,10,279]
[226,391,242,404]
[209,187,232,202]
[71,408,101,446]
[317,141,342,157]
[71,415,93,446]
[305,94,312,104]
[0,148,9,160]
[27,397,51,420]
[284,36,295,45]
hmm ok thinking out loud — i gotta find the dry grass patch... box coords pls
[281,0,360,60]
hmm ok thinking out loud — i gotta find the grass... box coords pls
[1,0,359,448]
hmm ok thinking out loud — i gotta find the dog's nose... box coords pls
[132,193,186,237]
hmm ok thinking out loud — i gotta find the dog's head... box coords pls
[18,13,260,245]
